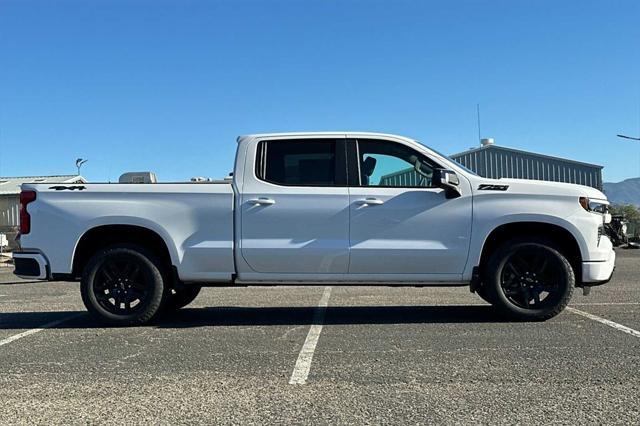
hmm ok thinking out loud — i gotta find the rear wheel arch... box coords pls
[72,225,175,280]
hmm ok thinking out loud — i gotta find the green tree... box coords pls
[610,204,640,239]
[609,204,640,222]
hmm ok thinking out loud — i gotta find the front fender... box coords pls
[464,214,589,281]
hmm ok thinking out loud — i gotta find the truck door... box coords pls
[347,138,473,279]
[239,137,350,275]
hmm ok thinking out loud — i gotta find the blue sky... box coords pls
[1,0,639,183]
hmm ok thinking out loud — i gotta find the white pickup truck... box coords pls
[14,132,615,325]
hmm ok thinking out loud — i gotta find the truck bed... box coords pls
[20,182,236,282]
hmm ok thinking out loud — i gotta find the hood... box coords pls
[475,177,607,201]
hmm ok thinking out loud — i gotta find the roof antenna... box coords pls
[476,103,482,144]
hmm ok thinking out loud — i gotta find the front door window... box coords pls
[357,139,435,188]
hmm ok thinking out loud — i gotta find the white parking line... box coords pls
[0,314,82,347]
[567,307,640,338]
[573,302,640,306]
[289,286,332,385]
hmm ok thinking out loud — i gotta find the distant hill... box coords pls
[603,177,640,206]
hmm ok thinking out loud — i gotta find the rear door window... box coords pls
[256,139,346,186]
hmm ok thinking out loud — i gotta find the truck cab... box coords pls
[237,133,473,282]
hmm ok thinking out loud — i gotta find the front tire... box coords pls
[484,239,574,321]
[80,246,167,326]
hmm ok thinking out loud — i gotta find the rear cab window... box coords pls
[255,139,347,186]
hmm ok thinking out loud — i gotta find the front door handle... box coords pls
[248,197,276,206]
[356,198,384,206]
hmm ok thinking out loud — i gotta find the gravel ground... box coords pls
[0,251,639,424]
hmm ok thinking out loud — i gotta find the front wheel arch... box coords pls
[478,222,583,284]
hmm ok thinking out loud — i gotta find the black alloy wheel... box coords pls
[81,246,167,326]
[483,238,574,321]
[499,245,564,309]
[93,256,151,314]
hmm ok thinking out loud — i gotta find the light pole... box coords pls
[75,158,88,176]
[617,134,640,177]
[617,134,640,141]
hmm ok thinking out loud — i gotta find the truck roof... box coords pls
[236,132,417,143]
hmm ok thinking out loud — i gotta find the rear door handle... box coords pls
[248,197,276,205]
[356,198,384,206]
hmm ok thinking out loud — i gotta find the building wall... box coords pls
[0,195,19,250]
[0,195,19,229]
[452,147,603,190]
[379,168,425,186]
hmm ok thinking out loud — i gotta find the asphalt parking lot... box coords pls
[1,251,639,425]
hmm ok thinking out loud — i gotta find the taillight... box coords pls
[19,190,36,235]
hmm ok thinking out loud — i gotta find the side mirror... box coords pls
[433,168,461,199]
[409,155,434,185]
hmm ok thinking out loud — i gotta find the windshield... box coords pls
[416,141,480,177]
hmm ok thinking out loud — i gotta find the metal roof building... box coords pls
[0,175,86,249]
[379,169,423,187]
[450,140,603,190]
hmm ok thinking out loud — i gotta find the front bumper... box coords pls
[582,248,616,285]
[13,252,49,280]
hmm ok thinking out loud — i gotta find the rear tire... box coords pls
[484,238,574,321]
[475,286,496,305]
[80,246,167,326]
[166,285,202,311]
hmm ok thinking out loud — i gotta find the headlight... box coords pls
[579,197,609,214]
